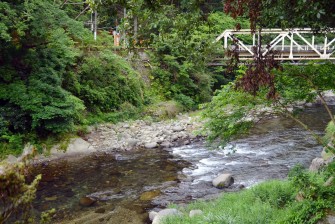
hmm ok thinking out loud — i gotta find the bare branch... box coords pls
[75,5,90,20]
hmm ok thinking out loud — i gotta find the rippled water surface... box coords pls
[32,105,334,223]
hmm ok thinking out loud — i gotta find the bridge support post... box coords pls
[289,33,294,59]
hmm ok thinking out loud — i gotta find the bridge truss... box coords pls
[215,28,335,61]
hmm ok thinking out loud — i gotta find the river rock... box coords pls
[171,135,179,141]
[145,142,158,149]
[149,211,158,221]
[151,208,182,224]
[309,158,326,172]
[212,173,234,188]
[6,155,17,163]
[95,207,106,213]
[67,138,91,154]
[324,176,334,187]
[79,197,96,206]
[140,190,161,201]
[321,148,334,160]
[189,209,203,218]
[160,141,173,148]
[172,126,184,132]
[126,138,139,147]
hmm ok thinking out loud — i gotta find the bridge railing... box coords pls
[216,28,335,61]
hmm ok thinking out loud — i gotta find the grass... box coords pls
[164,180,295,224]
[163,172,335,224]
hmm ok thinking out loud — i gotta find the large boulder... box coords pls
[309,158,326,172]
[212,173,234,189]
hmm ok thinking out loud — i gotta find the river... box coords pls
[31,105,333,223]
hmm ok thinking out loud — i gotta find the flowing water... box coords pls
[31,105,333,223]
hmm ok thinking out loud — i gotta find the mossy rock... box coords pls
[140,190,161,201]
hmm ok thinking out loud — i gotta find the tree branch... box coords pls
[75,5,90,20]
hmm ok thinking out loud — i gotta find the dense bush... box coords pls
[0,0,145,155]
[66,50,144,113]
[147,9,249,107]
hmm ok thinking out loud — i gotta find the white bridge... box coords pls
[215,28,335,61]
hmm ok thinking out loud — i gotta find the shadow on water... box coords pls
[31,105,334,223]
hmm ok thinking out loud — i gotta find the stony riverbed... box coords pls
[28,104,335,224]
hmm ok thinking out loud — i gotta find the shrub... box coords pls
[0,146,41,223]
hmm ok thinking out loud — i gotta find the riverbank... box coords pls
[30,113,204,163]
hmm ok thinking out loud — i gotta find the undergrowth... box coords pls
[164,164,335,224]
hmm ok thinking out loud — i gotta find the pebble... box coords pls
[79,197,96,206]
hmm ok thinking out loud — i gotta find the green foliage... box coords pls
[283,165,335,223]
[164,165,335,224]
[259,0,335,29]
[0,0,87,143]
[144,100,184,120]
[40,208,56,224]
[275,62,335,105]
[201,76,271,145]
[164,180,294,224]
[0,147,41,223]
[203,62,335,146]
[0,0,146,156]
[148,9,246,106]
[69,49,144,113]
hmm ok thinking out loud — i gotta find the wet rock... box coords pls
[161,141,173,148]
[45,196,57,201]
[42,173,55,182]
[64,189,75,197]
[309,158,325,172]
[95,207,106,213]
[145,142,158,149]
[183,139,191,145]
[152,208,182,224]
[189,209,203,218]
[79,197,96,206]
[212,173,234,188]
[140,190,161,201]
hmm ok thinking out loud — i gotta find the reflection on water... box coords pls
[32,105,334,223]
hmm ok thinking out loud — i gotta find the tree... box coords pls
[203,0,335,155]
